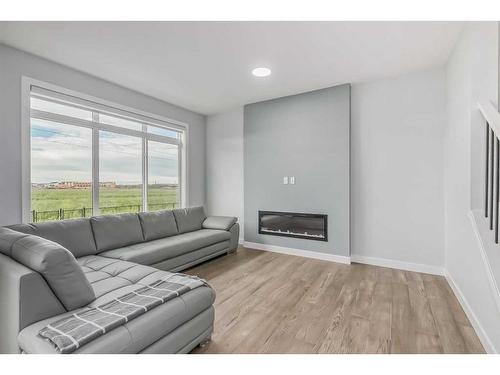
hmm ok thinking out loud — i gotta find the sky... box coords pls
[31,119,179,185]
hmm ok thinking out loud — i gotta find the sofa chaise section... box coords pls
[17,255,215,354]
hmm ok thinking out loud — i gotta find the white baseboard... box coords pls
[445,270,496,353]
[350,255,444,276]
[243,241,351,264]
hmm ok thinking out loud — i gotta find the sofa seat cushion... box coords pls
[17,283,215,354]
[78,255,164,297]
[99,229,231,266]
[151,240,230,271]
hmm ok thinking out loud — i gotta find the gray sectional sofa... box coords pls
[0,206,239,354]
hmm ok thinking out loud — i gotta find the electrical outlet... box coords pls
[283,176,289,185]
[290,176,295,185]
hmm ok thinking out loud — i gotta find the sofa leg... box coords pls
[199,336,212,348]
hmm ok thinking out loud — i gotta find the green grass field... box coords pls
[32,186,178,221]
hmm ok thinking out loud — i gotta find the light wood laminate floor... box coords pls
[187,247,484,354]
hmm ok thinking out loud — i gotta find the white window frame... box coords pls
[21,76,189,223]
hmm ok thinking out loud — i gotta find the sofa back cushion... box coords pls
[0,227,29,256]
[138,210,178,241]
[10,235,95,311]
[173,207,206,234]
[90,213,144,252]
[9,218,97,258]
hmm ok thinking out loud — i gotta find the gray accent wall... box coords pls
[0,44,206,226]
[244,84,350,256]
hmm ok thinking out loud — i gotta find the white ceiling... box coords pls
[0,22,464,115]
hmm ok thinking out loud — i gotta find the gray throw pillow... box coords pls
[11,235,96,311]
[202,216,237,231]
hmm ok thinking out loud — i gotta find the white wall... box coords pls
[206,108,244,240]
[0,44,207,226]
[444,22,500,353]
[350,68,446,271]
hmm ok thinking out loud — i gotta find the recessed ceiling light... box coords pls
[252,67,271,77]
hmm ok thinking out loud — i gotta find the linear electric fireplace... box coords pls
[258,211,328,241]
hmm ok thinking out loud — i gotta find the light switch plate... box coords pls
[283,176,288,185]
[290,176,295,185]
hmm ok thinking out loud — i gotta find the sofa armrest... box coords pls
[0,253,65,353]
[228,223,240,253]
[202,216,237,231]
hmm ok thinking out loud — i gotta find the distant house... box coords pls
[100,182,117,188]
[32,181,117,189]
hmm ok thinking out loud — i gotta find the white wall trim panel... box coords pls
[244,241,351,264]
[350,255,445,276]
[468,210,500,313]
[445,270,497,353]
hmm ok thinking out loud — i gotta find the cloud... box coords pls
[31,121,179,185]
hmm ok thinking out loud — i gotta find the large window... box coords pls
[28,84,186,222]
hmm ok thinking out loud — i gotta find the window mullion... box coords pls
[180,131,187,208]
[178,140,182,208]
[92,112,100,216]
[142,124,148,212]
[145,132,180,145]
